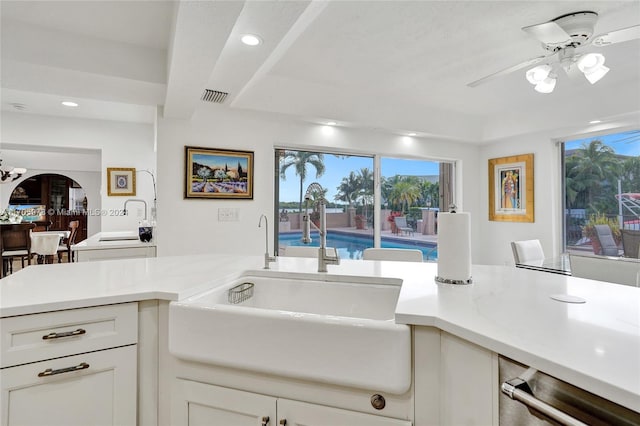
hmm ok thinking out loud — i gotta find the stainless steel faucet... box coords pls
[302,182,340,272]
[123,198,147,221]
[259,214,276,269]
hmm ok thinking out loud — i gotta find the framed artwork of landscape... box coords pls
[185,146,254,199]
[488,153,534,222]
[107,167,136,196]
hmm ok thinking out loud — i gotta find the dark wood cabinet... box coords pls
[10,174,87,243]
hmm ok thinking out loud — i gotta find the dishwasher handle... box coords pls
[501,378,588,426]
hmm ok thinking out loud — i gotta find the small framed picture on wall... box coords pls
[107,167,136,196]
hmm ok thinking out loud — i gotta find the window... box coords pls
[562,130,640,255]
[275,149,453,261]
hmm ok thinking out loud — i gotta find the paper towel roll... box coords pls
[436,212,472,284]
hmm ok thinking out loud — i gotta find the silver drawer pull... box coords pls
[38,362,90,377]
[502,378,588,426]
[42,328,86,340]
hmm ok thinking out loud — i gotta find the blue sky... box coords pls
[566,129,640,156]
[279,154,439,203]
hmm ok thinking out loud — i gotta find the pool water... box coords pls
[279,231,437,261]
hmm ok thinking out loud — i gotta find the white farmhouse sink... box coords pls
[169,272,411,394]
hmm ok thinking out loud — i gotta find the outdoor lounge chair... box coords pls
[621,229,640,259]
[393,216,414,236]
[593,224,620,256]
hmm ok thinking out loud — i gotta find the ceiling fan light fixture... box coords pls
[525,64,552,85]
[577,53,609,84]
[534,76,557,93]
[584,64,609,84]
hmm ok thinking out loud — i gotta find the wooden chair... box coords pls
[510,239,544,264]
[621,229,640,259]
[1,222,36,277]
[393,216,414,236]
[57,220,80,263]
[362,248,423,262]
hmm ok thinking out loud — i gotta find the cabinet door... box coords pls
[1,344,137,426]
[172,379,276,426]
[278,398,412,426]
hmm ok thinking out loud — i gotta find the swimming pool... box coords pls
[279,231,437,261]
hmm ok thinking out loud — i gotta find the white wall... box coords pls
[157,107,482,258]
[1,111,156,233]
[477,133,561,265]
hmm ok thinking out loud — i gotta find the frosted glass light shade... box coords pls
[577,53,609,84]
[534,77,556,93]
[584,65,610,84]
[526,64,552,84]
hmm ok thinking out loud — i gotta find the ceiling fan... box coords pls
[467,11,640,93]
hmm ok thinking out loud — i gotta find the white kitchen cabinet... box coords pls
[75,245,157,262]
[1,345,136,426]
[0,303,138,426]
[172,379,411,426]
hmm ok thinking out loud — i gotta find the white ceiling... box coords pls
[1,0,639,143]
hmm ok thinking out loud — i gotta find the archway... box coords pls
[9,173,88,242]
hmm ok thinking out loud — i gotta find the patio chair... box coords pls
[621,229,640,259]
[363,248,423,262]
[593,224,620,257]
[510,239,544,264]
[393,216,414,236]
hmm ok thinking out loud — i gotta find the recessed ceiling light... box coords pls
[241,34,262,46]
[326,121,337,126]
[589,120,602,124]
[407,132,417,136]
[61,101,78,107]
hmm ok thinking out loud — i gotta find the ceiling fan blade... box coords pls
[467,55,548,88]
[522,21,571,45]
[591,24,640,46]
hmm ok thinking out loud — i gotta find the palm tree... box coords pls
[357,167,374,219]
[566,140,619,213]
[279,151,325,217]
[335,171,360,208]
[389,178,421,214]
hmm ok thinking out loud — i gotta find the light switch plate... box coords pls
[218,208,239,222]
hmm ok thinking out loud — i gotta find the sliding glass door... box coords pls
[275,148,453,261]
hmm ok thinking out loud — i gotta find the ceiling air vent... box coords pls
[201,89,228,104]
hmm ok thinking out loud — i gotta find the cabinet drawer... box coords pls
[1,303,138,368]
[1,344,137,426]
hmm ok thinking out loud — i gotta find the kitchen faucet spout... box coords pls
[259,214,276,269]
[302,182,340,272]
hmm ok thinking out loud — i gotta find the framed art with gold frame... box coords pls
[488,153,534,222]
[107,167,136,196]
[184,146,254,199]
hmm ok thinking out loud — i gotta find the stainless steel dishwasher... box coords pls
[499,356,640,426]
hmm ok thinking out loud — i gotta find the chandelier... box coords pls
[0,156,27,183]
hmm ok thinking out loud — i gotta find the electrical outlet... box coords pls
[218,208,240,222]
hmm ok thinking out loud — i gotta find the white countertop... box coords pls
[72,230,157,251]
[1,255,638,412]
